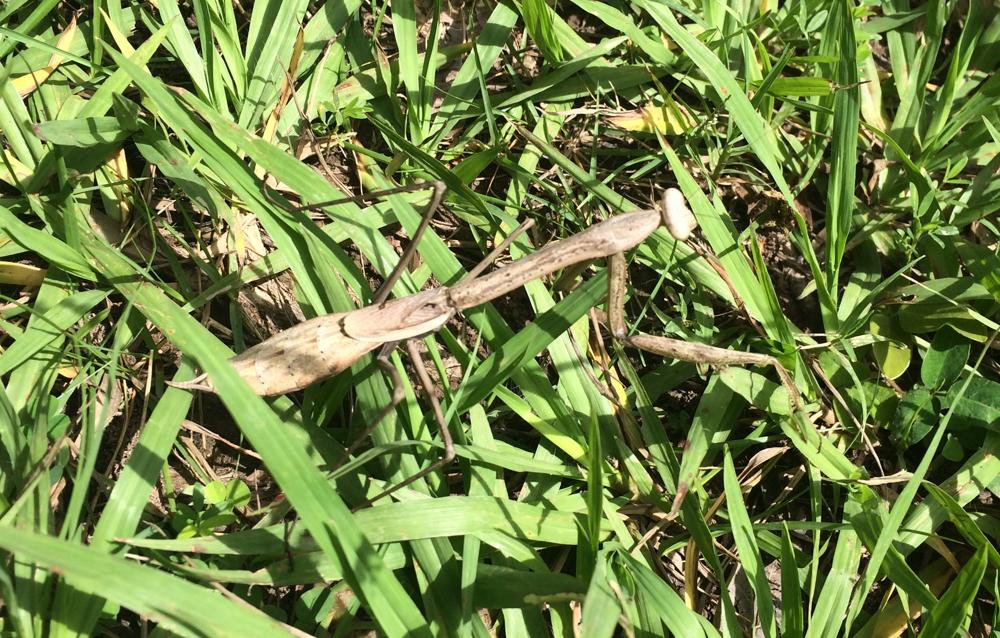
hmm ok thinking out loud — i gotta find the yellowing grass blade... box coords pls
[0,261,46,286]
[606,98,695,135]
[12,16,78,96]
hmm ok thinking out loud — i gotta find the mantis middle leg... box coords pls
[355,214,535,504]
[606,253,799,404]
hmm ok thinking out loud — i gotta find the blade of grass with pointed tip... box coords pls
[566,0,674,65]
[0,204,96,281]
[848,485,939,611]
[126,494,584,555]
[846,341,993,633]
[0,526,294,638]
[898,434,1000,554]
[676,375,742,507]
[922,482,1000,569]
[580,407,602,580]
[429,2,518,146]
[0,288,107,376]
[635,0,834,325]
[780,523,804,638]
[239,0,309,127]
[454,275,606,459]
[805,503,863,638]
[49,362,198,637]
[824,0,860,296]
[103,46,360,315]
[619,550,719,637]
[581,550,620,638]
[76,216,431,637]
[152,0,209,97]
[723,447,777,637]
[916,546,987,638]
[0,0,62,58]
[391,0,423,141]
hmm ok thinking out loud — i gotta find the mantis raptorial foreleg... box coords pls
[601,191,804,512]
[175,181,449,393]
[307,180,450,503]
[365,181,446,307]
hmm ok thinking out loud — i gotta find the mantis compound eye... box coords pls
[660,188,697,241]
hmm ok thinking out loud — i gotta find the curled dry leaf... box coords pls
[12,17,78,97]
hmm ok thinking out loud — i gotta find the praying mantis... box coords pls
[174,182,801,500]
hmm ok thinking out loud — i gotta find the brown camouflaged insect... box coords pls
[174,186,683,396]
[175,184,801,503]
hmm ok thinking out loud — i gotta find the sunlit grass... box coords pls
[0,1,998,636]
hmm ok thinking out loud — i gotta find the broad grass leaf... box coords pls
[891,387,938,448]
[920,326,970,389]
[33,116,134,147]
[870,312,911,380]
[521,0,564,63]
[923,482,1000,569]
[916,546,987,638]
[753,76,832,97]
[0,526,293,638]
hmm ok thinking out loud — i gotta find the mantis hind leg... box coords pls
[605,252,803,409]
[359,339,455,506]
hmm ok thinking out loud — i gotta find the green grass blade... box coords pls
[0,205,96,281]
[580,550,620,638]
[619,550,719,637]
[636,0,834,324]
[804,506,862,638]
[780,523,804,638]
[0,526,295,638]
[823,0,860,295]
[723,447,777,637]
[152,0,209,97]
[917,546,988,638]
[238,0,308,127]
[48,362,197,637]
[390,0,423,141]
[0,288,107,376]
[428,1,517,145]
[76,221,432,637]
[846,341,994,633]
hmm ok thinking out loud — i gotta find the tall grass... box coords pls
[0,1,998,636]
